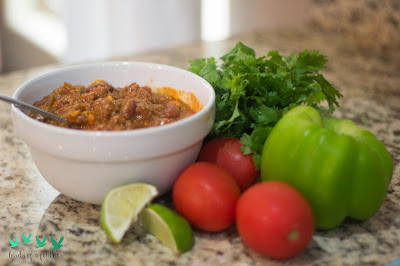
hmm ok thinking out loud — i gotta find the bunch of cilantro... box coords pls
[188,42,342,168]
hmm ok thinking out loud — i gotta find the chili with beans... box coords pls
[29,80,197,131]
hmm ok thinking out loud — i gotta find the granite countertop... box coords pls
[1,27,400,266]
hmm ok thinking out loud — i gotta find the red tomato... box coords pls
[172,162,240,232]
[197,137,259,191]
[236,181,314,259]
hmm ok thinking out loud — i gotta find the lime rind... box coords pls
[140,203,194,253]
[101,183,158,243]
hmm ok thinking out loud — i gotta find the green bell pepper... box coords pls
[260,105,393,230]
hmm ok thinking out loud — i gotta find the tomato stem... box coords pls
[288,230,299,242]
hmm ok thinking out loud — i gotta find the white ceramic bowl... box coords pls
[12,62,215,205]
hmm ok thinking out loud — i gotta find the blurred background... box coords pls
[0,0,309,72]
[0,0,398,73]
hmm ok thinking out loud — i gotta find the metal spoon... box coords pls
[0,93,67,123]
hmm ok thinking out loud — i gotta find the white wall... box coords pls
[60,0,201,64]
[0,0,309,72]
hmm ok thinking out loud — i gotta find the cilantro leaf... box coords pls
[188,42,342,168]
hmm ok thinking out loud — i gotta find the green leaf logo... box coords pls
[22,233,31,244]
[35,236,47,248]
[50,236,64,250]
[9,238,19,248]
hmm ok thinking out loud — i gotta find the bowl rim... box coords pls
[12,61,215,138]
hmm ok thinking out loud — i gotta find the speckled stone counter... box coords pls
[1,26,400,265]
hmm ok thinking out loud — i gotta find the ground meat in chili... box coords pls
[29,80,197,131]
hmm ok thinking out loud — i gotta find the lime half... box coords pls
[140,203,194,253]
[101,183,158,243]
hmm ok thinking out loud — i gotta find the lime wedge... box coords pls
[101,183,158,243]
[140,203,194,253]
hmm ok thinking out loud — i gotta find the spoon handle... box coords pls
[0,93,67,123]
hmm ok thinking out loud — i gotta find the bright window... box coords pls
[4,0,67,59]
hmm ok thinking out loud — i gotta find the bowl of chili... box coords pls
[12,62,215,204]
